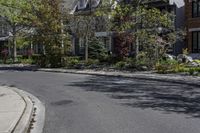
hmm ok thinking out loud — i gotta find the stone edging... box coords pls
[38,68,200,87]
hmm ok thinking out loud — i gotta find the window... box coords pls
[192,0,200,18]
[192,31,200,53]
[124,0,131,4]
[0,23,8,36]
[79,0,86,8]
[79,38,85,54]
[3,24,8,35]
[0,24,3,36]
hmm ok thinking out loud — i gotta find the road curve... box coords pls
[0,70,200,133]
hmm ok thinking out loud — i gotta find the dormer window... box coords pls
[192,0,200,18]
[80,0,85,7]
[91,0,101,8]
[79,0,87,9]
[0,23,8,37]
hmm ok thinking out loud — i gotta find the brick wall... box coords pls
[185,0,200,52]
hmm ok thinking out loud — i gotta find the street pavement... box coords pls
[0,70,200,133]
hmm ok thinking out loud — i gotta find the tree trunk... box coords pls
[13,36,17,63]
[11,26,17,63]
[61,19,64,48]
[135,36,139,59]
[85,36,88,62]
[135,6,139,59]
[8,44,11,57]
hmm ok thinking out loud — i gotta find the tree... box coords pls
[0,0,71,67]
[0,0,31,62]
[28,0,72,67]
[88,37,108,61]
[110,0,178,61]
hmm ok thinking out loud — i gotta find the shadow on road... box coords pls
[69,76,200,118]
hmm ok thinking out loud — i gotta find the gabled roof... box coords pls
[170,0,184,8]
[61,0,78,14]
[0,36,9,41]
[62,0,102,14]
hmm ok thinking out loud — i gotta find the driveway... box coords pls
[0,70,199,133]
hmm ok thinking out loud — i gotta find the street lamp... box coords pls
[156,27,163,59]
[157,27,163,34]
[8,32,13,58]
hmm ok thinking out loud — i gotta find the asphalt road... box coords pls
[0,70,200,133]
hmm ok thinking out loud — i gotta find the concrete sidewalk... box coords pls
[0,86,33,133]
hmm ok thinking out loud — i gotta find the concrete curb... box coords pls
[38,68,200,87]
[1,86,45,133]
[11,88,34,133]
[0,86,34,133]
[22,91,45,133]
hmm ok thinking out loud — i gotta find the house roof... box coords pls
[61,0,78,13]
[0,36,9,41]
[62,0,102,14]
[170,0,184,8]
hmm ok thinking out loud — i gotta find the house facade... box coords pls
[67,0,186,57]
[68,0,112,56]
[0,17,10,58]
[0,17,9,46]
[185,0,200,55]
[169,0,185,54]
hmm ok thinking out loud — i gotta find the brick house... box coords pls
[185,0,200,56]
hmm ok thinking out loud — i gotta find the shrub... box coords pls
[36,55,49,67]
[189,68,195,75]
[197,67,200,73]
[124,58,136,69]
[155,59,200,76]
[188,67,200,75]
[113,33,133,58]
[0,58,13,64]
[176,65,189,73]
[88,38,108,61]
[105,56,122,64]
[136,52,157,69]
[114,61,127,69]
[20,59,34,64]
[182,48,189,55]
[155,59,179,74]
[44,45,64,68]
[17,55,23,60]
[85,59,100,66]
[194,60,200,64]
[62,56,80,68]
